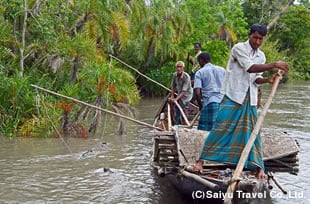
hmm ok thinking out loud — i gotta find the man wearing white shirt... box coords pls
[194,24,289,179]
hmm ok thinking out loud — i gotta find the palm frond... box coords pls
[18,114,56,137]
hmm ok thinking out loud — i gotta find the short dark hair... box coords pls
[194,42,201,47]
[249,24,267,36]
[197,52,211,63]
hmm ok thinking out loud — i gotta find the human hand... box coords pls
[268,72,283,84]
[168,97,176,103]
[275,60,289,73]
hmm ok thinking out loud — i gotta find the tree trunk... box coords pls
[62,111,69,136]
[142,36,156,72]
[267,0,295,30]
[88,96,103,133]
[19,0,28,78]
[68,13,90,37]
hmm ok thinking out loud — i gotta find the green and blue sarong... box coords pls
[199,94,264,170]
[198,102,220,131]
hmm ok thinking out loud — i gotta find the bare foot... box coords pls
[256,167,267,180]
[193,160,204,174]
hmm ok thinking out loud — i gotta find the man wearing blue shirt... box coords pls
[194,52,225,131]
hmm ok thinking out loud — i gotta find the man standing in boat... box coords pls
[189,42,202,86]
[194,52,225,131]
[194,24,289,179]
[169,61,193,125]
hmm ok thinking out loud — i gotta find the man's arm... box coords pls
[170,87,176,99]
[169,87,185,103]
[174,91,185,101]
[195,88,203,110]
[248,60,289,73]
[255,72,283,85]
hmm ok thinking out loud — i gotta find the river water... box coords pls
[0,81,309,204]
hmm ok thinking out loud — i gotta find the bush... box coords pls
[142,62,176,96]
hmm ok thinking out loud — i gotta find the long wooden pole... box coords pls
[223,72,283,204]
[110,55,199,109]
[174,101,190,126]
[167,103,172,131]
[109,55,170,92]
[188,111,200,128]
[31,84,164,131]
[180,170,219,191]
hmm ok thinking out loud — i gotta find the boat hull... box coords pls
[164,171,271,204]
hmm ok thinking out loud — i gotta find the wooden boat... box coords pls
[151,97,300,203]
[106,56,299,202]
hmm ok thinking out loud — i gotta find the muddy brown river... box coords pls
[0,81,309,203]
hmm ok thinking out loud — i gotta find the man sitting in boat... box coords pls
[169,61,193,125]
[194,52,225,131]
[193,23,289,179]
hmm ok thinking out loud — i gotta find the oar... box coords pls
[31,84,164,131]
[223,71,283,204]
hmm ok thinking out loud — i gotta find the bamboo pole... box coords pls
[31,84,164,131]
[188,111,201,128]
[174,101,190,126]
[180,170,219,191]
[268,172,288,194]
[152,116,159,127]
[223,71,283,204]
[110,55,170,92]
[110,55,199,109]
[154,93,170,120]
[167,103,172,131]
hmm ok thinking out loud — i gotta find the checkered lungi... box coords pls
[198,102,220,131]
[199,94,264,170]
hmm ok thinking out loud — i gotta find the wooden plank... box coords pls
[152,131,175,136]
[154,94,170,119]
[153,139,159,162]
[159,152,178,156]
[174,127,299,167]
[154,135,176,141]
[159,143,176,147]
[265,167,299,173]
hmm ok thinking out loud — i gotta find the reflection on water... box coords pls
[0,81,309,203]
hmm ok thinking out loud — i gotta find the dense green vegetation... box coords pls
[0,0,309,137]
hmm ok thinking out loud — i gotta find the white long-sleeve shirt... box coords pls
[221,40,265,106]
